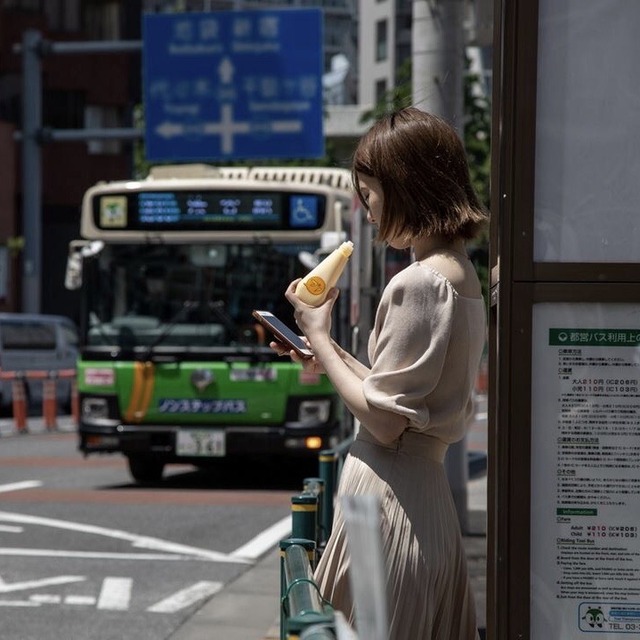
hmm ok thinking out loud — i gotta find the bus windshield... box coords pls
[84,242,313,350]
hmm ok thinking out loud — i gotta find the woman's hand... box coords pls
[284,278,338,342]
[268,337,326,374]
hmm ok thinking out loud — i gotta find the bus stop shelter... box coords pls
[489,0,640,637]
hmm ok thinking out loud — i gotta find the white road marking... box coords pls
[0,511,249,564]
[0,525,23,533]
[0,575,84,593]
[0,481,42,493]
[65,595,96,606]
[97,577,132,610]
[147,581,223,613]
[230,515,291,562]
[0,599,39,607]
[30,594,61,604]
[0,548,193,561]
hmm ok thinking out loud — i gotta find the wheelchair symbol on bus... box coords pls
[290,197,319,228]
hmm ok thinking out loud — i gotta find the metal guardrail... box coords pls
[280,541,335,639]
[280,438,353,640]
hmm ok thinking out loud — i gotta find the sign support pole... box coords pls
[20,29,42,314]
[13,34,142,314]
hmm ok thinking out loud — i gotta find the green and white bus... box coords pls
[65,164,381,483]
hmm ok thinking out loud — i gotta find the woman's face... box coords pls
[357,173,384,228]
[357,173,412,250]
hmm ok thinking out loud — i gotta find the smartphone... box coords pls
[251,310,314,359]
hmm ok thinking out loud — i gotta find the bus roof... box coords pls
[147,164,353,192]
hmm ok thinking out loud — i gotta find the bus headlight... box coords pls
[82,397,109,420]
[297,399,331,425]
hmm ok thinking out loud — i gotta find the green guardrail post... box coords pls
[288,614,336,639]
[299,623,337,639]
[291,493,318,550]
[303,477,325,547]
[284,543,334,639]
[318,449,336,542]
[280,538,316,640]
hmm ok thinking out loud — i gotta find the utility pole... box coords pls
[20,30,42,315]
[14,31,141,314]
[412,0,470,533]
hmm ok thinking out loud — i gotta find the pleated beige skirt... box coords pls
[314,428,480,640]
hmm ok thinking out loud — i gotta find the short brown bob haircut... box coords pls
[352,107,489,244]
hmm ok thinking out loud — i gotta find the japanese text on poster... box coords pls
[531,304,640,638]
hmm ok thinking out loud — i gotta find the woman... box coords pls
[272,107,488,639]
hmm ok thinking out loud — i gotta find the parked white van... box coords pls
[0,313,79,413]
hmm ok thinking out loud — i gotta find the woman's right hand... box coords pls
[269,338,326,374]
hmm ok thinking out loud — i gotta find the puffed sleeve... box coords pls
[362,267,455,430]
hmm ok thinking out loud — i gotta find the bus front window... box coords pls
[85,243,310,350]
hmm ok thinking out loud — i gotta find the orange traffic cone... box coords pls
[11,378,28,433]
[43,375,58,431]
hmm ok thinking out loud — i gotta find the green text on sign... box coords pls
[549,329,640,346]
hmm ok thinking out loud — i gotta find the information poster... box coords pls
[531,303,640,638]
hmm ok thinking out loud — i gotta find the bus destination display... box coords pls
[95,190,325,231]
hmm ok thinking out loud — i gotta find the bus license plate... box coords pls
[176,429,226,457]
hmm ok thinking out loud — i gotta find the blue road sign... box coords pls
[143,9,324,162]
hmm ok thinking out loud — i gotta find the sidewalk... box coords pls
[170,476,488,640]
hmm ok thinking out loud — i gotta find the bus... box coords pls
[65,164,380,483]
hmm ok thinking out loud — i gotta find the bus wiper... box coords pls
[140,300,199,361]
[207,300,240,338]
[88,312,112,346]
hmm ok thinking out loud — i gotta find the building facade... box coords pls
[357,0,411,107]
[0,0,141,316]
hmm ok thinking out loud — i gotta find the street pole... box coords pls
[412,0,470,533]
[20,29,42,314]
[13,34,142,314]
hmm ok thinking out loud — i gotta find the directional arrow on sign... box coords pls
[156,107,303,153]
[0,575,85,593]
[218,57,234,83]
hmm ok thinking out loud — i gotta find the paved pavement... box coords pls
[3,407,487,640]
[0,414,77,437]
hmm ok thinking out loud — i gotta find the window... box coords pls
[376,19,388,62]
[1,323,57,350]
[84,105,123,155]
[44,89,85,129]
[83,1,121,40]
[61,324,79,348]
[3,0,42,11]
[44,0,81,32]
[375,79,387,104]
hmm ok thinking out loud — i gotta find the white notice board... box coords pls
[531,303,640,638]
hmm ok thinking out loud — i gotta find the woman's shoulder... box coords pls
[386,262,453,293]
[382,263,455,308]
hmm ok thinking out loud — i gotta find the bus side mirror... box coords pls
[65,249,83,290]
[64,241,104,290]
